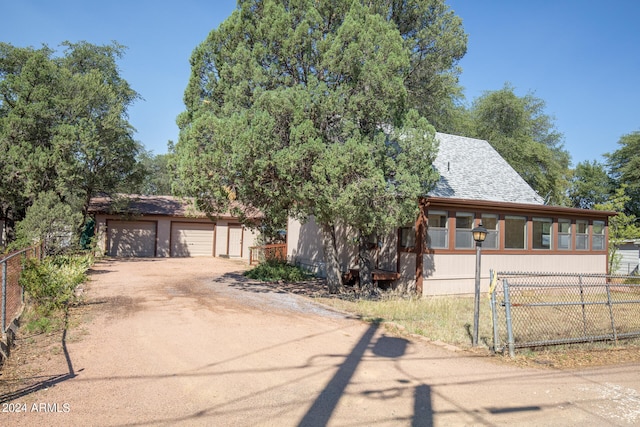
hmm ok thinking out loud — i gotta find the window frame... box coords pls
[480,213,499,250]
[454,212,475,249]
[557,219,572,250]
[427,210,449,249]
[592,220,605,251]
[532,217,553,250]
[576,219,589,251]
[504,215,527,250]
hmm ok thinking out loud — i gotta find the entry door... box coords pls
[228,226,243,257]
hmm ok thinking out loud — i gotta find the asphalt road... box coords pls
[2,257,639,426]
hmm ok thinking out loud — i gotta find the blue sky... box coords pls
[2,1,638,166]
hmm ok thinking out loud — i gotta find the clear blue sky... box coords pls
[2,1,639,166]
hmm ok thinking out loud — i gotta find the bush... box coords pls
[244,260,311,282]
[20,254,92,315]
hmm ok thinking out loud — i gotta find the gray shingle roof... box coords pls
[428,133,544,205]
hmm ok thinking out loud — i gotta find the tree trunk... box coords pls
[321,222,343,294]
[358,231,374,297]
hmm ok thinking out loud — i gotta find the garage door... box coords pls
[107,221,156,257]
[171,222,215,257]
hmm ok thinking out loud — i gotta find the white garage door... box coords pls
[107,221,156,257]
[171,222,215,257]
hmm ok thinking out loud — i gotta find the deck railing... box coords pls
[248,244,287,265]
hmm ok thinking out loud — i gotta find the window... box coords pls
[558,219,571,250]
[481,214,499,249]
[592,220,605,250]
[400,226,415,249]
[532,217,552,250]
[505,216,527,249]
[455,213,474,249]
[427,211,448,249]
[576,220,589,250]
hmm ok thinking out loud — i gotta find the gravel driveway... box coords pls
[2,257,640,426]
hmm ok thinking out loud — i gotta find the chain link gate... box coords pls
[490,271,640,357]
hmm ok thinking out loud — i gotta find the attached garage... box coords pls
[107,220,157,257]
[170,222,215,257]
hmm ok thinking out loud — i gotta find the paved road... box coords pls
[2,258,640,426]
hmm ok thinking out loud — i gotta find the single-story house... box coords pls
[614,239,640,275]
[89,195,259,261]
[287,133,616,295]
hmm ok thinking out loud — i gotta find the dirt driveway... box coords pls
[1,257,640,426]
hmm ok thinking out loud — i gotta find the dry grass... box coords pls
[317,294,494,347]
[315,292,640,368]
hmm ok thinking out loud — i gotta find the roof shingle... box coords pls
[428,133,544,205]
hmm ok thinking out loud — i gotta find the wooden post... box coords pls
[415,200,427,295]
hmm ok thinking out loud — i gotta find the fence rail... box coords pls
[491,271,640,357]
[248,244,287,265]
[1,244,42,335]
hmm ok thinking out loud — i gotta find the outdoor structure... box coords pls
[89,195,259,261]
[287,133,616,296]
[615,239,640,275]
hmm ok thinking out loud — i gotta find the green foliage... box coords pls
[137,150,174,195]
[174,0,456,291]
[467,83,571,205]
[244,260,311,282]
[19,254,92,315]
[12,191,83,255]
[0,41,141,244]
[595,185,640,273]
[569,160,612,209]
[606,131,640,217]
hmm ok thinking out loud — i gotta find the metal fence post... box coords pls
[1,260,6,334]
[606,282,618,343]
[579,275,587,338]
[489,270,500,353]
[503,278,515,358]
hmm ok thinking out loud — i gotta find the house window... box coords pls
[400,226,415,249]
[481,214,499,249]
[427,211,448,249]
[592,220,605,250]
[576,220,589,250]
[558,219,571,250]
[532,217,552,250]
[455,213,474,249]
[505,216,527,249]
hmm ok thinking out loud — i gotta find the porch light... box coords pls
[472,223,487,347]
[472,224,488,244]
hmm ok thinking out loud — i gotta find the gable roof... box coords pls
[428,133,544,205]
[88,194,262,219]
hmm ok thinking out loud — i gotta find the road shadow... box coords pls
[298,321,434,426]
[0,310,79,403]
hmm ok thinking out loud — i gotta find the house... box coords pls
[287,133,616,295]
[614,239,640,275]
[89,195,259,261]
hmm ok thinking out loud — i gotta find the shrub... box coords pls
[20,254,92,315]
[244,260,311,282]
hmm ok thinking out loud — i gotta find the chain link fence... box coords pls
[1,244,42,335]
[490,271,640,357]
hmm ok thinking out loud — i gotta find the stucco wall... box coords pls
[287,217,397,277]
